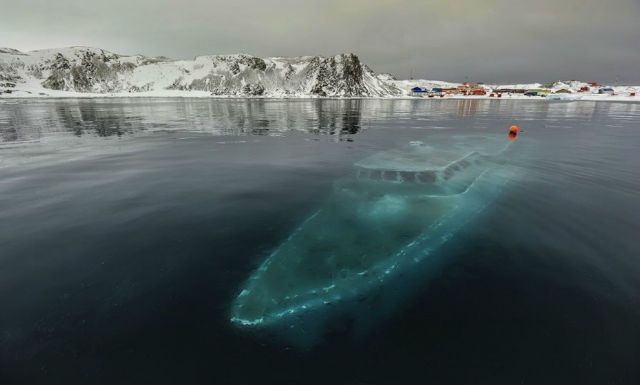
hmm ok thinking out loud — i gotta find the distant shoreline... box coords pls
[2,47,639,102]
[2,93,639,103]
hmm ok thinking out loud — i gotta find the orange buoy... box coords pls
[508,125,519,141]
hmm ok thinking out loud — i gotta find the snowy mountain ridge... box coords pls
[0,46,403,97]
[1,46,638,100]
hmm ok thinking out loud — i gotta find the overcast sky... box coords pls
[2,0,639,83]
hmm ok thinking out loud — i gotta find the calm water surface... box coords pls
[1,99,639,384]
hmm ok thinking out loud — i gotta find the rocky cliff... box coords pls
[0,46,402,97]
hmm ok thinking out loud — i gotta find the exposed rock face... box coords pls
[40,53,71,90]
[161,52,399,97]
[309,53,367,96]
[242,83,265,96]
[41,49,136,92]
[0,62,21,82]
[0,47,403,97]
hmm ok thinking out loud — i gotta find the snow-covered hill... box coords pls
[1,46,638,100]
[0,46,403,97]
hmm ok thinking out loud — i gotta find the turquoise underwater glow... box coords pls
[230,134,518,331]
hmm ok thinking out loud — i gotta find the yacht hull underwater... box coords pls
[230,132,520,344]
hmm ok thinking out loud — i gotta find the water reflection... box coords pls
[1,97,639,383]
[1,98,639,144]
[0,99,366,142]
[455,99,482,117]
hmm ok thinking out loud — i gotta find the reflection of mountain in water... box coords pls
[2,99,639,144]
[57,104,142,138]
[0,99,365,142]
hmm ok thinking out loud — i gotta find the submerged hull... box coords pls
[231,135,518,330]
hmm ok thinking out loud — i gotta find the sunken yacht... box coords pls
[230,130,520,331]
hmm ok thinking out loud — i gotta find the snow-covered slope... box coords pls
[0,46,403,97]
[1,46,638,100]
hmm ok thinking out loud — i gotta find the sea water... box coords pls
[1,98,639,384]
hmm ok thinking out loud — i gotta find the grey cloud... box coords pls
[1,0,639,83]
